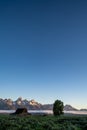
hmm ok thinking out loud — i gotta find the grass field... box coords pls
[0,114,87,130]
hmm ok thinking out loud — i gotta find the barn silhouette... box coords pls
[12,108,31,115]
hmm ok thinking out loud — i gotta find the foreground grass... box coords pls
[0,114,87,130]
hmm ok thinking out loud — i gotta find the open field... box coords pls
[0,114,87,130]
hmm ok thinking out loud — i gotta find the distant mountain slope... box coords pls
[80,109,87,111]
[64,105,78,111]
[0,97,82,111]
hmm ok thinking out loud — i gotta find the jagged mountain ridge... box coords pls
[0,97,81,111]
[0,97,52,110]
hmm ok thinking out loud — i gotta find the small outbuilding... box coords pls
[12,108,31,115]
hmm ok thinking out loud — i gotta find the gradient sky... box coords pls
[0,0,87,109]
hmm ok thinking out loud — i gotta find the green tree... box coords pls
[53,99,64,116]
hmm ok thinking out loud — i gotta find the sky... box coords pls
[0,0,87,109]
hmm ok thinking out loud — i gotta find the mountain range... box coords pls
[0,97,86,111]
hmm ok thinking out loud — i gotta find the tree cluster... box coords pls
[53,99,64,116]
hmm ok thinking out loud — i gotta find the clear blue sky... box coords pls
[0,0,87,108]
